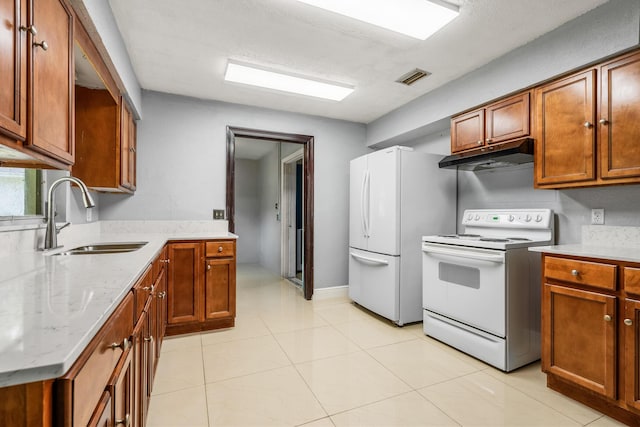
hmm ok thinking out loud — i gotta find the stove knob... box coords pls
[525,214,532,222]
[535,214,543,222]
[474,214,480,221]
[508,215,514,222]
[467,213,473,220]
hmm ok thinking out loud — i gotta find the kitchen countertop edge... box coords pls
[529,244,640,263]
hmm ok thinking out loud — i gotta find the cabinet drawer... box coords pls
[544,256,617,290]
[205,241,235,258]
[57,292,134,427]
[624,266,640,295]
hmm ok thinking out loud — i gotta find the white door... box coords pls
[349,154,368,250]
[367,148,400,256]
[349,248,400,322]
[422,243,507,337]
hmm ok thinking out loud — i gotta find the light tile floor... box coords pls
[147,264,627,427]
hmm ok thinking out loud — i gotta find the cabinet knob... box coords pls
[571,269,579,276]
[486,139,492,143]
[115,414,131,427]
[19,25,37,35]
[604,314,612,322]
[624,318,633,326]
[583,121,593,128]
[476,140,483,145]
[33,40,48,51]
[207,264,211,270]
[218,246,223,252]
[599,118,609,125]
[144,335,153,343]
[160,259,170,264]
[158,291,166,299]
[109,337,130,351]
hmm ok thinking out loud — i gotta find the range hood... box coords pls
[438,138,534,171]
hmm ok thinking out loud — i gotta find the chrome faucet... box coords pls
[44,177,95,250]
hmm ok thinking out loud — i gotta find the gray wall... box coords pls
[258,148,280,273]
[367,0,640,147]
[234,158,260,264]
[457,165,640,244]
[99,90,369,288]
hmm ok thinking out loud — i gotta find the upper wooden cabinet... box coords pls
[451,92,530,153]
[0,0,74,169]
[72,20,137,193]
[535,50,640,189]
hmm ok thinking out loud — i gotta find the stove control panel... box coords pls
[462,209,552,228]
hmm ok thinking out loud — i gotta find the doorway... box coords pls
[226,127,314,300]
[281,149,304,286]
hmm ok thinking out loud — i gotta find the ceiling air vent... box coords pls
[396,68,431,86]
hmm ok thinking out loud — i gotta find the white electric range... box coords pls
[421,209,554,372]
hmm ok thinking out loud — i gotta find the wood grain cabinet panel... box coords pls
[534,70,597,186]
[542,284,616,399]
[544,256,617,291]
[26,0,74,164]
[624,298,640,412]
[87,392,112,427]
[205,257,236,320]
[599,51,640,180]
[485,92,530,144]
[167,242,203,325]
[107,346,134,427]
[624,267,640,296]
[451,109,484,152]
[0,0,27,140]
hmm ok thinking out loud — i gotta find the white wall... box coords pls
[367,0,640,146]
[234,158,260,264]
[99,90,369,288]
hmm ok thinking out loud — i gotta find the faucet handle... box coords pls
[56,222,71,234]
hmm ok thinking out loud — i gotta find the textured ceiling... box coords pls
[108,0,609,124]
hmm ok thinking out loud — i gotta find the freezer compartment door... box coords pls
[349,248,400,322]
[366,148,400,255]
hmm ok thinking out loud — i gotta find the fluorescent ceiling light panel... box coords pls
[224,62,354,101]
[296,0,459,40]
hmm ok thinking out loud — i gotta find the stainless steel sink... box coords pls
[54,242,148,255]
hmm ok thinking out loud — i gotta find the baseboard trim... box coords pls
[313,285,348,300]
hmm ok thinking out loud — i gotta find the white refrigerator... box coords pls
[349,146,456,325]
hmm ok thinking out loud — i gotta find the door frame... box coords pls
[280,149,304,280]
[226,126,315,300]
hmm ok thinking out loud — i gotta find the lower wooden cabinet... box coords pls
[87,392,112,427]
[108,346,134,427]
[541,254,640,424]
[166,240,236,335]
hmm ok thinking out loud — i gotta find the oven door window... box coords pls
[422,244,506,337]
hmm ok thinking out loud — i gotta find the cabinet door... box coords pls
[0,0,27,140]
[485,92,530,145]
[154,266,167,363]
[146,296,157,392]
[542,284,616,398]
[167,242,203,324]
[600,51,640,180]
[128,115,137,191]
[535,70,596,186]
[27,0,74,164]
[624,298,640,411]
[451,108,485,152]
[120,100,132,189]
[204,258,236,320]
[87,392,113,427]
[108,347,134,427]
[132,311,147,427]
[349,154,368,250]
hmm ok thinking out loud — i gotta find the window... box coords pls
[0,168,43,217]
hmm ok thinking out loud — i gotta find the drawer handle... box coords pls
[160,259,170,264]
[33,40,48,51]
[142,286,154,291]
[157,291,166,299]
[571,269,579,276]
[599,118,609,125]
[218,246,223,252]
[625,318,633,326]
[144,335,153,343]
[584,121,593,128]
[19,25,38,35]
[115,414,131,427]
[109,337,130,351]
[604,314,612,322]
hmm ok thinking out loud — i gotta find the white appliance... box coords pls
[349,146,456,326]
[422,209,554,371]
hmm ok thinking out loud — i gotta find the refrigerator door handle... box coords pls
[360,171,367,237]
[364,170,371,237]
[350,252,389,265]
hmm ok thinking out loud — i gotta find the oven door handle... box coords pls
[350,252,389,266]
[421,244,505,263]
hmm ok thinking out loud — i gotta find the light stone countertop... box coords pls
[529,225,640,263]
[0,228,237,388]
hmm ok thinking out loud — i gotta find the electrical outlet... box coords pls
[591,208,605,225]
[213,209,225,220]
